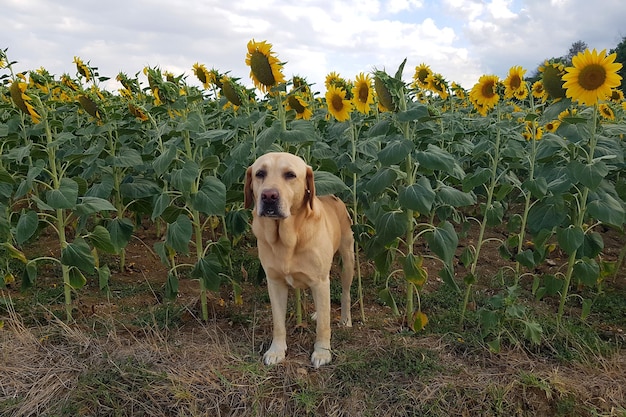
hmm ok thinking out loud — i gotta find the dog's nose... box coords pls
[261,188,279,202]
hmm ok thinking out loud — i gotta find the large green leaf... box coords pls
[153,144,177,176]
[191,253,223,291]
[574,257,600,286]
[416,144,462,176]
[403,253,427,287]
[556,226,584,255]
[569,160,608,190]
[587,191,625,227]
[436,184,476,207]
[60,238,95,272]
[462,167,491,192]
[16,210,38,245]
[120,178,161,199]
[378,138,414,166]
[68,267,87,289]
[107,218,134,251]
[171,161,199,193]
[191,176,226,216]
[374,211,407,245]
[46,178,78,209]
[76,197,117,216]
[424,221,458,266]
[110,148,143,167]
[313,171,349,195]
[366,168,397,196]
[399,177,435,214]
[166,215,192,254]
[87,225,117,254]
[527,196,566,234]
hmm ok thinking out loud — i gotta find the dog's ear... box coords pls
[306,165,315,211]
[244,166,254,209]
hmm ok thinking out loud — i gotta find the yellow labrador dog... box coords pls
[244,152,354,368]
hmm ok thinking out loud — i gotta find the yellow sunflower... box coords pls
[598,103,615,120]
[128,103,149,121]
[544,120,561,133]
[73,56,92,82]
[291,75,311,96]
[286,94,313,120]
[413,63,432,89]
[531,81,547,102]
[352,72,374,114]
[470,75,500,115]
[192,63,211,89]
[325,72,342,89]
[425,73,449,100]
[607,89,624,103]
[503,66,527,100]
[245,39,286,94]
[523,120,543,141]
[451,82,466,100]
[9,75,42,124]
[558,108,577,121]
[325,85,353,122]
[562,49,623,107]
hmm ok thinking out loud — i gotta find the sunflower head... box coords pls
[540,61,567,100]
[128,103,149,122]
[352,73,374,114]
[73,56,92,83]
[413,64,432,89]
[325,85,353,122]
[607,89,624,103]
[503,66,528,100]
[469,74,500,115]
[193,63,212,89]
[245,39,286,94]
[286,93,313,120]
[531,81,547,102]
[563,49,623,107]
[220,76,244,109]
[291,75,311,96]
[426,73,449,100]
[544,120,561,133]
[598,103,615,120]
[9,75,42,124]
[78,94,102,122]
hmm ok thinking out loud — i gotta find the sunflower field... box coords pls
[0,40,625,345]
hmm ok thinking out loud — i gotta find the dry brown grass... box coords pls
[1,286,626,417]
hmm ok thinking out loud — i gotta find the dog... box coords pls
[244,152,354,368]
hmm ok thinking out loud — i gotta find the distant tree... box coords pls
[609,36,626,90]
[564,40,588,64]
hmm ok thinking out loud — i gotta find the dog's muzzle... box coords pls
[259,188,286,218]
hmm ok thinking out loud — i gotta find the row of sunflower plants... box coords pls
[1,43,625,344]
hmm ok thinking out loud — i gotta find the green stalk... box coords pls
[350,123,366,323]
[557,105,598,325]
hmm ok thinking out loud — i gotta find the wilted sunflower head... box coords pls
[128,103,149,122]
[352,72,374,114]
[563,49,623,107]
[540,61,567,100]
[73,56,92,82]
[374,70,402,112]
[291,75,311,96]
[77,94,102,122]
[245,39,286,94]
[325,85,353,122]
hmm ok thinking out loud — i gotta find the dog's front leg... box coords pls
[310,276,332,368]
[264,278,289,365]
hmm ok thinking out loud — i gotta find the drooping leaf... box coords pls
[424,221,458,266]
[191,176,226,216]
[556,226,584,255]
[61,238,95,273]
[87,225,117,254]
[16,210,38,245]
[313,171,349,195]
[165,214,192,254]
[191,253,223,291]
[107,218,134,251]
[399,177,435,214]
[46,178,78,209]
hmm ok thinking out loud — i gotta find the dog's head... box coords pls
[244,152,315,219]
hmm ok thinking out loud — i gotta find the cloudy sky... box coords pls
[2,0,625,93]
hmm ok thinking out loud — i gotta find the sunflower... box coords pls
[503,66,528,101]
[544,120,561,133]
[291,75,311,96]
[523,120,543,141]
[607,89,624,103]
[245,39,285,94]
[413,64,432,89]
[193,63,212,89]
[73,56,92,82]
[325,85,353,122]
[426,73,449,100]
[286,94,313,120]
[220,76,244,109]
[78,94,102,122]
[562,49,623,107]
[540,61,566,100]
[325,72,342,89]
[598,103,615,120]
[128,103,149,121]
[470,75,500,115]
[374,72,397,112]
[61,74,80,92]
[558,108,577,121]
[351,73,374,114]
[451,82,466,100]
[531,81,547,102]
[9,75,42,124]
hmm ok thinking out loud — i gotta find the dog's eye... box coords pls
[284,171,296,180]
[255,170,266,179]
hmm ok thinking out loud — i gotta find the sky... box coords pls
[2,0,625,94]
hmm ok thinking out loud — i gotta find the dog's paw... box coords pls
[311,347,332,368]
[263,348,286,366]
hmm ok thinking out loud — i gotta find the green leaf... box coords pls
[378,138,414,166]
[516,249,537,269]
[111,148,143,167]
[313,171,349,195]
[587,191,625,227]
[87,225,117,254]
[574,258,600,286]
[151,194,170,220]
[581,298,593,320]
[569,160,608,190]
[416,144,461,176]
[61,238,95,272]
[164,272,179,300]
[68,267,87,289]
[578,231,604,258]
[462,167,491,192]
[522,177,548,199]
[424,221,458,265]
[527,196,566,234]
[374,211,407,245]
[171,161,199,192]
[366,168,397,196]
[191,253,223,291]
[153,144,177,176]
[192,176,226,216]
[436,184,476,207]
[76,197,117,216]
[21,263,37,290]
[485,201,504,227]
[166,215,192,254]
[106,218,134,251]
[225,209,250,236]
[98,264,110,291]
[378,288,398,315]
[398,177,435,214]
[522,320,543,345]
[556,226,584,255]
[120,178,161,199]
[46,178,78,209]
[402,253,427,287]
[16,210,38,245]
